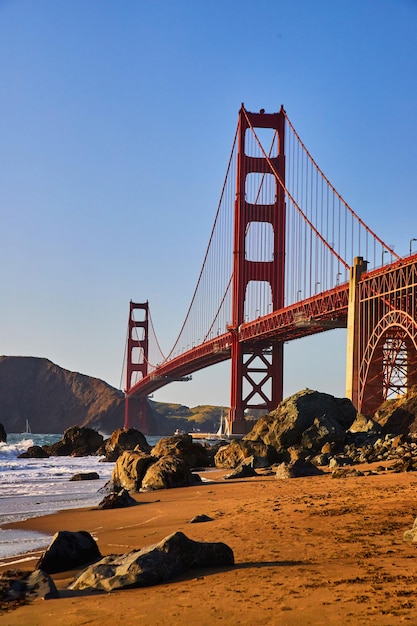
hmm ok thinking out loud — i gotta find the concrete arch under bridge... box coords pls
[347,257,417,417]
[359,310,417,415]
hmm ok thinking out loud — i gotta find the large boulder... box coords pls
[36,530,101,574]
[112,450,156,492]
[43,426,104,457]
[0,423,6,442]
[101,428,151,462]
[70,531,234,592]
[151,434,210,468]
[214,439,280,469]
[244,389,356,454]
[141,455,202,491]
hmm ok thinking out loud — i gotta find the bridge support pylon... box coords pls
[345,256,368,410]
[229,105,286,434]
[124,301,150,431]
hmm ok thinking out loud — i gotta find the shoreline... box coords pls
[2,465,417,624]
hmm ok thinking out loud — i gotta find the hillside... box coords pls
[0,356,230,436]
[0,356,125,434]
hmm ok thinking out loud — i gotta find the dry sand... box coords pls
[2,465,417,625]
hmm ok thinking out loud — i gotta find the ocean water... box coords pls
[0,433,160,564]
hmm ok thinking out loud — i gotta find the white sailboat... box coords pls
[216,409,230,438]
[22,419,31,435]
[191,409,243,441]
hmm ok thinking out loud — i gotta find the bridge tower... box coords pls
[124,301,152,430]
[229,106,286,433]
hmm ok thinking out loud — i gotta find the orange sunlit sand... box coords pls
[2,464,417,625]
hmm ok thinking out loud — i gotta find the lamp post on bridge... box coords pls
[382,250,388,266]
[410,238,417,256]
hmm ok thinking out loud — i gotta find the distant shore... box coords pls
[2,464,417,625]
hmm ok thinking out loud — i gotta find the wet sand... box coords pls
[2,465,417,625]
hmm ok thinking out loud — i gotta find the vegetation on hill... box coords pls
[149,401,223,434]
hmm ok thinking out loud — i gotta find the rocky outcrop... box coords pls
[374,386,417,435]
[97,488,138,509]
[70,531,234,592]
[101,428,151,461]
[0,423,6,442]
[151,434,210,468]
[112,450,156,491]
[36,530,101,574]
[18,445,50,458]
[214,439,279,469]
[43,425,104,456]
[140,455,202,491]
[244,389,356,454]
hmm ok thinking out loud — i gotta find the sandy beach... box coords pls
[2,465,417,625]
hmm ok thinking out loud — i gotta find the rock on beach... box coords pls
[70,531,234,592]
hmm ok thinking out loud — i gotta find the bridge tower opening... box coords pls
[229,106,286,434]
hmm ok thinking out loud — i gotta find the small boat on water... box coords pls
[190,410,243,441]
[22,419,31,435]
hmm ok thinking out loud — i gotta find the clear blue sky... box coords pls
[1,0,416,408]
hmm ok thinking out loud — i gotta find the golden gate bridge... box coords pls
[122,105,417,434]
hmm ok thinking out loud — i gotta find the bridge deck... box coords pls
[127,283,349,398]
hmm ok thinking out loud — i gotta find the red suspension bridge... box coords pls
[123,105,417,434]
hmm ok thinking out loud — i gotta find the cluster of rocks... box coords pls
[5,387,417,610]
[12,387,417,487]
[16,426,152,460]
[0,530,234,605]
[309,431,417,472]
[110,433,213,492]
[70,531,233,592]
[213,389,417,478]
